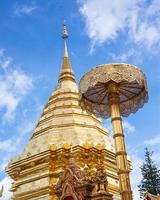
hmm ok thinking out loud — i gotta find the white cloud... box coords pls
[104,120,135,135]
[0,49,12,70]
[79,0,135,45]
[13,121,35,149]
[123,121,136,134]
[0,49,33,123]
[0,57,12,70]
[152,152,160,167]
[79,0,160,52]
[0,109,39,199]
[0,140,13,151]
[104,119,136,158]
[0,49,5,56]
[132,21,160,49]
[13,3,38,16]
[103,119,113,134]
[131,154,143,200]
[0,120,34,153]
[0,163,7,174]
[144,134,160,145]
[0,121,35,177]
[0,176,12,200]
[110,49,135,62]
[148,0,160,15]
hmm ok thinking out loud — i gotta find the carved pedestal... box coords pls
[92,191,113,200]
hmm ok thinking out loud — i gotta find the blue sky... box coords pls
[0,0,160,199]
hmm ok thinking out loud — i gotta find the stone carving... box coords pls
[54,158,113,200]
[93,163,108,192]
[54,158,90,200]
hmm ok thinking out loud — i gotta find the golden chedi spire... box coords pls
[29,22,108,146]
[6,23,123,200]
[58,23,75,83]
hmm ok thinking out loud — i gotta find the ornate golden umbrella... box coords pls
[79,63,148,200]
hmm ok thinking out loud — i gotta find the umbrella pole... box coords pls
[108,82,133,200]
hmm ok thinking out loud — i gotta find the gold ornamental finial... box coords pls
[62,22,69,58]
[62,22,68,39]
[58,23,75,83]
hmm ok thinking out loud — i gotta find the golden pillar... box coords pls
[108,82,132,200]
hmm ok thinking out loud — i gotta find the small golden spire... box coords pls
[58,23,75,83]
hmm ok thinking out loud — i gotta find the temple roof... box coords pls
[9,24,114,162]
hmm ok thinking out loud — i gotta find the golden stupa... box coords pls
[6,24,129,200]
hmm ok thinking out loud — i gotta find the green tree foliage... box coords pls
[138,148,160,198]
